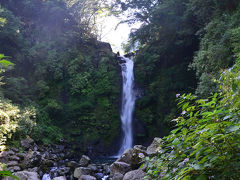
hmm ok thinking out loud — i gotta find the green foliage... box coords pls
[0,171,19,180]
[0,0,121,147]
[144,57,240,179]
[0,98,36,148]
[189,7,240,96]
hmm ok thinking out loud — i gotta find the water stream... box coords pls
[117,56,136,156]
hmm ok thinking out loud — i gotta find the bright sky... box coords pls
[97,15,141,54]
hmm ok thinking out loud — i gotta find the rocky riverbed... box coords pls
[0,137,163,180]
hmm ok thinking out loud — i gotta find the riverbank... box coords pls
[0,137,162,180]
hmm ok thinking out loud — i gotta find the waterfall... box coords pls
[117,56,136,156]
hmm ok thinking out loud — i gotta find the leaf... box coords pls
[182,175,191,180]
[0,171,20,180]
[0,60,14,67]
[225,125,239,133]
[171,127,182,134]
[196,174,208,180]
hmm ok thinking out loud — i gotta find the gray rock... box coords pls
[58,166,70,175]
[123,169,147,180]
[21,137,34,150]
[16,152,26,160]
[116,149,133,164]
[9,155,20,161]
[7,161,18,166]
[53,176,67,180]
[67,161,80,168]
[22,150,42,168]
[131,145,147,168]
[8,166,21,172]
[79,175,97,180]
[4,171,40,180]
[96,172,104,179]
[110,162,131,175]
[112,172,124,180]
[11,148,19,152]
[88,164,98,172]
[7,150,15,156]
[103,164,110,174]
[146,137,163,156]
[79,155,91,167]
[74,167,92,178]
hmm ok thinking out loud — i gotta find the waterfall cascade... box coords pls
[117,56,136,156]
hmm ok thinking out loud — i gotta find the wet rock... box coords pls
[112,172,124,180]
[53,176,67,180]
[110,162,131,175]
[123,169,146,180]
[21,137,34,150]
[79,155,91,167]
[146,138,163,156]
[74,167,92,179]
[80,175,97,180]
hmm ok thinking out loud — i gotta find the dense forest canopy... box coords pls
[0,0,240,179]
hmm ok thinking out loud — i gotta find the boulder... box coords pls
[112,172,124,180]
[116,146,146,169]
[131,145,146,169]
[79,155,91,167]
[9,155,20,161]
[116,149,133,164]
[88,164,98,172]
[74,167,92,179]
[16,152,26,160]
[6,161,18,166]
[146,138,163,156]
[22,150,42,168]
[79,175,96,180]
[96,172,104,179]
[67,161,80,168]
[53,176,67,180]
[8,166,21,172]
[57,166,70,176]
[103,164,110,174]
[21,137,34,150]
[110,162,131,175]
[4,171,40,180]
[123,169,147,180]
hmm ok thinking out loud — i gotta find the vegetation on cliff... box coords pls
[0,0,121,149]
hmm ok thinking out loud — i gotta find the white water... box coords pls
[117,56,136,156]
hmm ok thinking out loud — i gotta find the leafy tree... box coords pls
[144,55,240,179]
